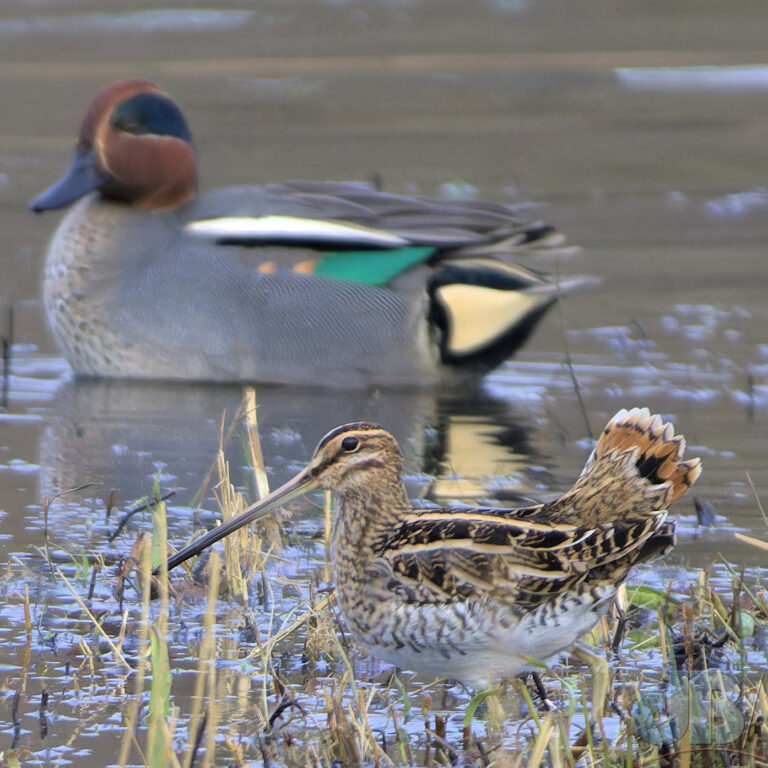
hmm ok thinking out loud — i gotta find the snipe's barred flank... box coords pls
[161,408,701,689]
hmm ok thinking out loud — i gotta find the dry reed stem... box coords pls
[244,387,270,501]
[735,533,768,552]
[186,551,221,768]
[55,565,132,670]
[527,713,555,768]
[214,448,249,601]
[118,536,152,768]
[247,594,333,665]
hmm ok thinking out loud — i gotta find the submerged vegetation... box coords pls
[1,391,767,768]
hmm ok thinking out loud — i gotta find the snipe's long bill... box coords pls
[161,408,701,689]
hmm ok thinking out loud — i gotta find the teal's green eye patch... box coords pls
[111,92,193,143]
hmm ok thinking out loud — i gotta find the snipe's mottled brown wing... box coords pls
[376,508,666,610]
[376,408,701,611]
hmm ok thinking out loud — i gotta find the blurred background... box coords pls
[1,0,767,577]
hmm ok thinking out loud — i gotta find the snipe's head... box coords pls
[160,422,402,574]
[31,79,197,213]
[308,422,403,492]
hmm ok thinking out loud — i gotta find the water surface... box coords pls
[1,0,767,763]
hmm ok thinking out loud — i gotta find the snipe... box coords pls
[162,407,701,689]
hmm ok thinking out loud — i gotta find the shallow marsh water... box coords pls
[1,0,768,764]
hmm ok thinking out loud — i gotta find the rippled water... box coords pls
[1,0,767,764]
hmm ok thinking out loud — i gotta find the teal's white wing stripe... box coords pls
[186,214,410,248]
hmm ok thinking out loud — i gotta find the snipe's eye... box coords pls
[341,436,360,452]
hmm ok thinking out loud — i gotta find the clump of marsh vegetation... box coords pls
[1,390,766,768]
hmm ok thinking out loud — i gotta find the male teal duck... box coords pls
[31,79,583,387]
[162,408,700,688]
